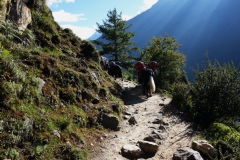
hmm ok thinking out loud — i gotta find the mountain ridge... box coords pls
[96,0,240,80]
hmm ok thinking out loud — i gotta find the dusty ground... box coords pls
[89,79,199,160]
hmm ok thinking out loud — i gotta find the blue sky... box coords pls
[47,0,158,39]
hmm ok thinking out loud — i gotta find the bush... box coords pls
[206,123,240,159]
[51,34,61,44]
[171,83,193,114]
[80,40,99,62]
[191,58,240,127]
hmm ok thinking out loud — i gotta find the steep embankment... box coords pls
[0,0,124,159]
[89,79,199,159]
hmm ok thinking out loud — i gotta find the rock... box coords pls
[98,88,107,97]
[90,72,100,85]
[128,115,140,125]
[43,138,49,145]
[53,130,61,138]
[192,140,216,158]
[124,111,132,115]
[82,90,93,101]
[137,140,159,155]
[102,133,108,138]
[111,102,120,113]
[0,120,3,133]
[92,95,100,104]
[36,77,45,95]
[143,135,156,143]
[152,118,163,124]
[101,113,120,131]
[123,115,130,120]
[23,117,33,135]
[66,141,72,148]
[8,0,32,31]
[159,125,168,132]
[82,105,89,111]
[121,144,142,158]
[152,130,168,140]
[172,147,203,160]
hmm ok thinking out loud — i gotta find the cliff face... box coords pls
[0,1,122,159]
[8,0,32,30]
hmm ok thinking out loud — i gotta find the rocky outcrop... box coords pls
[0,0,8,21]
[8,0,32,31]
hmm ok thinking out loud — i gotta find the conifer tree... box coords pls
[94,8,138,66]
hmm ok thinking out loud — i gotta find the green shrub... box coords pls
[51,34,61,44]
[80,40,99,62]
[171,83,193,114]
[191,58,240,127]
[206,123,240,159]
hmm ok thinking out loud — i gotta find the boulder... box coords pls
[152,130,168,140]
[121,144,142,158]
[192,140,216,158]
[8,0,32,31]
[137,140,159,155]
[101,113,120,131]
[128,115,140,125]
[173,147,203,160]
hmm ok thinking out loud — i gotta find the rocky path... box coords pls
[90,79,199,160]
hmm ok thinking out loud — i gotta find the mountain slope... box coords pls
[179,0,240,79]
[121,0,240,80]
[0,1,123,159]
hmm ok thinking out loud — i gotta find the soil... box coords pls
[89,79,199,160]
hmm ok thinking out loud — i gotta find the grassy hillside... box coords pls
[0,1,123,159]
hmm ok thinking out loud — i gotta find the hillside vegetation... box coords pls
[0,0,124,159]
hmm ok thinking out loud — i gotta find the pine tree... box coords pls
[94,8,138,66]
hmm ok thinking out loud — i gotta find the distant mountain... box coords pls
[127,0,240,80]
[88,32,101,40]
[97,0,240,80]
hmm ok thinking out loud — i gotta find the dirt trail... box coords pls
[90,79,199,160]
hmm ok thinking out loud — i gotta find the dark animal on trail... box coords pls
[134,61,158,98]
[138,68,155,97]
[107,62,123,80]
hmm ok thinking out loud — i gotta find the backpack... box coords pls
[148,61,158,71]
[134,61,145,75]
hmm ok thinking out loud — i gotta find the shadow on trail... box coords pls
[122,153,156,160]
[160,100,198,138]
[160,101,193,124]
[120,84,148,105]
